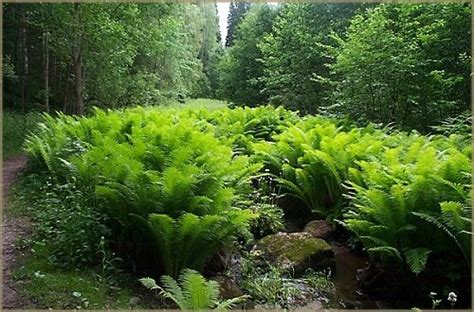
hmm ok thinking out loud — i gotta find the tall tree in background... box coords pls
[225,1,250,47]
[259,3,364,113]
[2,2,222,114]
[218,4,277,105]
[195,2,224,98]
[328,3,471,130]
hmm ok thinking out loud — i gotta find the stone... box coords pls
[211,274,244,299]
[128,296,141,307]
[252,232,335,275]
[303,220,333,240]
[293,300,324,310]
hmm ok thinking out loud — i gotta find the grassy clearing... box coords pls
[3,111,43,159]
[164,98,228,110]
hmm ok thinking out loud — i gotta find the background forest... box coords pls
[3,2,471,131]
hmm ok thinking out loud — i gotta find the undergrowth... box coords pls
[19,104,471,308]
[3,110,42,159]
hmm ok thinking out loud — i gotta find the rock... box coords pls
[128,296,141,307]
[252,232,335,275]
[303,220,333,240]
[211,274,244,299]
[293,300,324,310]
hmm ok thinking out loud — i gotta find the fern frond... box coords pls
[403,248,431,274]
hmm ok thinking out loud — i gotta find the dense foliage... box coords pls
[218,4,277,105]
[24,105,471,297]
[218,3,470,131]
[3,110,43,158]
[5,2,472,308]
[328,3,471,131]
[225,1,250,47]
[3,2,222,114]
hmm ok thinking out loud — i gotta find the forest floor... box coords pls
[2,155,32,309]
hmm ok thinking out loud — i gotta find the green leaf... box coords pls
[403,248,432,274]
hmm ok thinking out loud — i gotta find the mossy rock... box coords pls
[303,220,333,239]
[252,232,335,275]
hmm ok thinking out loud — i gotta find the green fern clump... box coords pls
[24,106,264,276]
[22,104,471,290]
[252,117,386,218]
[67,108,261,276]
[206,105,299,155]
[343,135,471,275]
[24,112,91,177]
[140,269,249,310]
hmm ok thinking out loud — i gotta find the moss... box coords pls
[257,232,332,263]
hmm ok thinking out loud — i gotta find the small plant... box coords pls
[139,269,249,310]
[429,292,441,309]
[240,257,334,309]
[20,177,110,267]
[247,172,284,238]
[447,292,457,309]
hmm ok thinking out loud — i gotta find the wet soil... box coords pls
[2,155,32,309]
[331,244,389,309]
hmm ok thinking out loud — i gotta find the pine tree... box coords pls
[225,2,250,47]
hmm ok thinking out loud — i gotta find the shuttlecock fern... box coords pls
[139,269,249,310]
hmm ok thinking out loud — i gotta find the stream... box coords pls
[330,245,389,309]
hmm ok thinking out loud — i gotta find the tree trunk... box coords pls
[43,31,50,113]
[20,10,28,113]
[63,65,71,113]
[73,3,84,115]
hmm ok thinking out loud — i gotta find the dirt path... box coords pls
[2,155,32,309]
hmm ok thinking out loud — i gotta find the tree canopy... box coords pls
[3,2,471,131]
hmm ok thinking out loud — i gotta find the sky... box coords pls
[216,2,278,45]
[216,2,230,44]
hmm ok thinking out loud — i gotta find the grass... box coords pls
[3,110,43,159]
[164,98,228,110]
[12,241,148,309]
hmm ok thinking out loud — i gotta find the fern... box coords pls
[403,248,432,274]
[146,211,255,277]
[140,269,248,310]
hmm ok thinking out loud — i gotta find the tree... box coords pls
[3,3,224,114]
[258,3,364,113]
[218,4,278,105]
[328,3,471,131]
[225,1,250,47]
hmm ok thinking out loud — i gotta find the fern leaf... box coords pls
[139,277,160,290]
[403,248,431,274]
[215,295,250,310]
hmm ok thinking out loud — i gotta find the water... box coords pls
[330,245,382,309]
